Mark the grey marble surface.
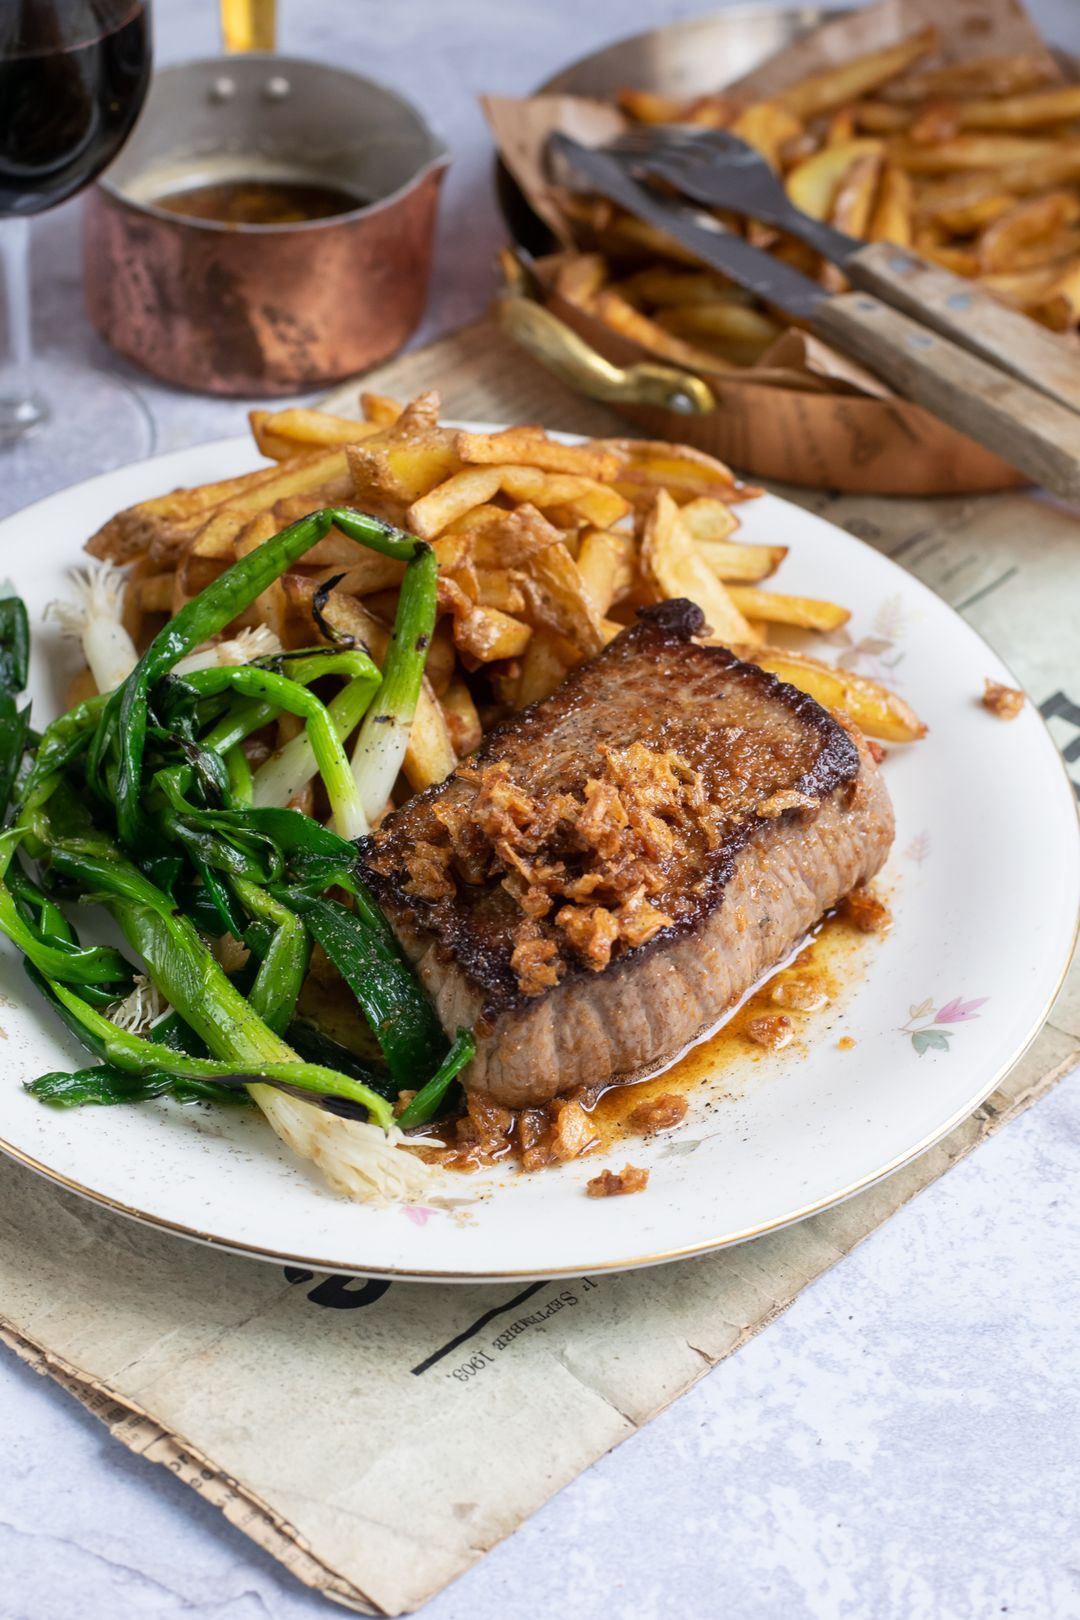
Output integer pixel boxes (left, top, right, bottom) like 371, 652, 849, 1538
1, 1, 1079, 1617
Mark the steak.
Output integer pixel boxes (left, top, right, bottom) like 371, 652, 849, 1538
360, 600, 894, 1108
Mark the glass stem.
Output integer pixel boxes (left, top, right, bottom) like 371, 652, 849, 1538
0, 216, 48, 444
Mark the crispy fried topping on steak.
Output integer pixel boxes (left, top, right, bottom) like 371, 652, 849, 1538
627, 1092, 689, 1133
839, 885, 892, 934
982, 678, 1025, 720
377, 742, 717, 994
369, 728, 829, 997
586, 1164, 650, 1197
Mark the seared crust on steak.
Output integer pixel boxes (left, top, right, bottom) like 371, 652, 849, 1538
360, 601, 894, 1108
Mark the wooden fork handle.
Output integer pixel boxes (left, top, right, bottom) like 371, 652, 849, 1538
845, 241, 1080, 416
813, 291, 1080, 503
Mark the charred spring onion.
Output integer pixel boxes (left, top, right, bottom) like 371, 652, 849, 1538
0, 507, 468, 1200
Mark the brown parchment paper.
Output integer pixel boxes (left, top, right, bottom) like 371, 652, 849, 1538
483, 0, 1066, 493
2, 318, 1078, 1616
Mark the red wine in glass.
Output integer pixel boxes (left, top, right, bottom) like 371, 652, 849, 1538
0, 0, 152, 457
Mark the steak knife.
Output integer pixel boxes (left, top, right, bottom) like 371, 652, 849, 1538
548, 132, 1080, 504
610, 125, 1080, 417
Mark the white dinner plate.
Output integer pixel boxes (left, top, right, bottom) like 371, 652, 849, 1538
0, 434, 1075, 1281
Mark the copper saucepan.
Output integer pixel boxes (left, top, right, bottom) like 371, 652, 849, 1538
84, 54, 448, 395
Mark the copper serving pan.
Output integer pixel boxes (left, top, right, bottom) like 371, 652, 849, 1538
494, 4, 1043, 495
85, 54, 448, 395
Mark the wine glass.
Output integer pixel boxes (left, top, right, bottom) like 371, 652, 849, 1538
0, 0, 153, 496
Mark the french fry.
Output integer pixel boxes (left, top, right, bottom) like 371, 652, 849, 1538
828, 149, 883, 245
780, 128, 824, 166
311, 552, 407, 597
906, 101, 962, 145
776, 27, 937, 120
786, 138, 883, 220
917, 149, 1080, 218
945, 85, 1080, 130
912, 229, 980, 276
452, 604, 533, 664
249, 412, 302, 461
251, 408, 382, 456
422, 619, 456, 697
441, 503, 514, 547
446, 561, 527, 616
346, 390, 461, 511
1033, 258, 1080, 329
576, 528, 636, 615
454, 427, 620, 481
724, 586, 851, 632
888, 133, 1064, 173
515, 537, 607, 657
593, 288, 736, 375
401, 676, 458, 790
467, 504, 565, 570
852, 100, 913, 133
601, 439, 755, 507
879, 53, 1054, 105
440, 676, 482, 757
348, 434, 461, 515
695, 538, 788, 582
187, 507, 250, 561
283, 570, 383, 649
653, 302, 784, 347
403, 467, 503, 538
360, 392, 404, 425
496, 467, 631, 530
932, 193, 1016, 234
976, 191, 1080, 272
554, 251, 609, 308
85, 461, 299, 564
131, 573, 174, 614
677, 497, 741, 545
616, 88, 693, 125
977, 260, 1077, 309
618, 91, 734, 128
743, 646, 927, 741
515, 627, 579, 707
613, 267, 751, 308
730, 101, 804, 170
867, 163, 914, 245
640, 490, 757, 646
223, 451, 353, 523
588, 210, 715, 267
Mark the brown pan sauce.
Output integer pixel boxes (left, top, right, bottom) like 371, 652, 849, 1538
415, 908, 877, 1174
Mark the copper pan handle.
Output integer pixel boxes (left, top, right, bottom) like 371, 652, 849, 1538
220, 0, 277, 52
495, 291, 715, 416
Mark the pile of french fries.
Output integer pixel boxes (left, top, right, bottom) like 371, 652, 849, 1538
548, 26, 1080, 373
84, 393, 924, 812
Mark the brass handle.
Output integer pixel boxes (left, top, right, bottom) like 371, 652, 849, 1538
220, 0, 277, 51
496, 293, 716, 416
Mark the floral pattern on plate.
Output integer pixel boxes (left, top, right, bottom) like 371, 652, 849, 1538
901, 995, 989, 1055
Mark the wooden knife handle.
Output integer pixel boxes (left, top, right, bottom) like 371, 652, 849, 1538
845, 241, 1080, 416
812, 292, 1080, 503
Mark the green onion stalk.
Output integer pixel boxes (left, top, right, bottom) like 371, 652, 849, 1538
0, 510, 474, 1202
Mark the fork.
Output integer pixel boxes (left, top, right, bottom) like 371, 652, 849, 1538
609, 126, 1080, 416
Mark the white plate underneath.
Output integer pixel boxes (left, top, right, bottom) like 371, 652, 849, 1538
0, 434, 1075, 1281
